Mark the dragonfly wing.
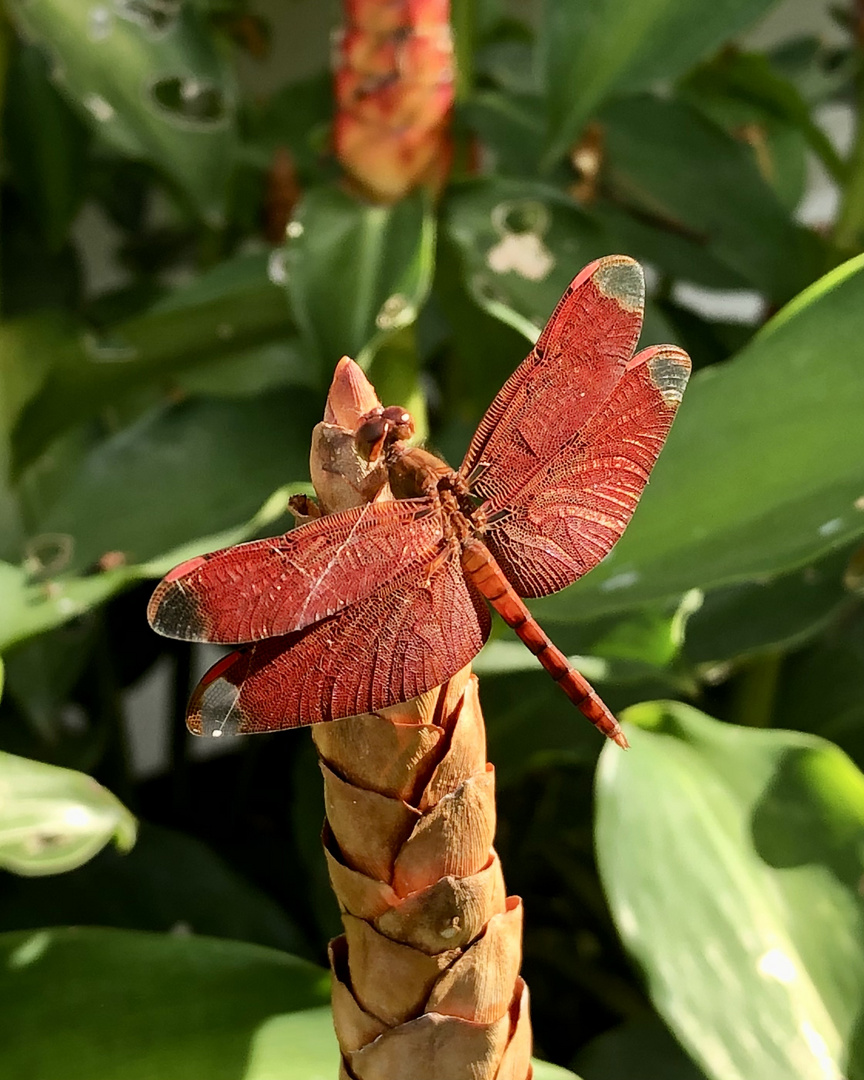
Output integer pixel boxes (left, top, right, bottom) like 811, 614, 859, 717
185, 551, 492, 734
148, 498, 444, 643
482, 345, 691, 597
459, 256, 644, 505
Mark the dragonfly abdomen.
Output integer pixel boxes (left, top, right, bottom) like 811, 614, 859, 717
461, 538, 628, 748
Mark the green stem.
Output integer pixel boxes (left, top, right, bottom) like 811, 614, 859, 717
450, 0, 474, 103
729, 652, 783, 730
0, 6, 12, 315
833, 78, 864, 255
832, 4, 864, 255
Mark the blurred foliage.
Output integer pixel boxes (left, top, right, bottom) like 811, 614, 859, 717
1, 0, 863, 1078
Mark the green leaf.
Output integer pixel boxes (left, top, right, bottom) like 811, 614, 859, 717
3, 617, 101, 741
0, 479, 302, 653
8, 0, 236, 222
0, 751, 136, 875
13, 252, 297, 471
463, 91, 547, 178
30, 390, 314, 572
0, 928, 330, 1080
0, 316, 68, 440
540, 0, 782, 164
4, 42, 91, 249
596, 702, 864, 1080
680, 50, 846, 184
284, 187, 436, 369
532, 254, 864, 622
598, 95, 820, 302
444, 177, 607, 338
684, 545, 854, 664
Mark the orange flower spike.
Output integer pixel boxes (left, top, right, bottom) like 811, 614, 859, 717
334, 0, 455, 202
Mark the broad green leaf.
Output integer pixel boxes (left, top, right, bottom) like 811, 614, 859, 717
684, 545, 854, 664
532, 254, 864, 622
0, 928, 330, 1080
0, 823, 308, 954
284, 187, 436, 369
0, 481, 301, 652
589, 203, 749, 292
444, 178, 678, 357
540, 0, 781, 164
8, 0, 236, 221
445, 178, 607, 339
29, 390, 314, 572
598, 95, 820, 302
679, 50, 844, 185
596, 702, 864, 1080
245, 72, 332, 173
13, 252, 297, 471
463, 91, 547, 179
5, 42, 91, 249
0, 316, 69, 440
0, 751, 136, 875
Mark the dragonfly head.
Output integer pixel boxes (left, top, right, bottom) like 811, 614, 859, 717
355, 405, 415, 461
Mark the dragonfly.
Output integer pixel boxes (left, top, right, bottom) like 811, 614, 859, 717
148, 256, 690, 748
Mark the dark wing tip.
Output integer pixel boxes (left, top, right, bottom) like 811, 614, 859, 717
592, 255, 644, 315
187, 652, 248, 737
644, 345, 692, 407
147, 579, 208, 642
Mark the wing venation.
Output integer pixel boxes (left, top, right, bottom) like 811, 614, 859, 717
148, 497, 444, 643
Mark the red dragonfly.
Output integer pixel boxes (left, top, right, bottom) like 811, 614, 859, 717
148, 256, 690, 748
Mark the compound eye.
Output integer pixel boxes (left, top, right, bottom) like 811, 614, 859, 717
354, 416, 387, 461
381, 405, 414, 442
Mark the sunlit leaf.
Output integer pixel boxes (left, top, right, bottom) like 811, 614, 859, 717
596, 702, 864, 1080
0, 928, 329, 1079
0, 752, 136, 875
284, 187, 436, 369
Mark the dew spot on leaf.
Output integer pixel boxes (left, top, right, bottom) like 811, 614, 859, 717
88, 6, 114, 42
115, 0, 181, 35
149, 75, 228, 127
83, 93, 115, 122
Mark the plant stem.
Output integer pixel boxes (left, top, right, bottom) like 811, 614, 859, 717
450, 0, 474, 102
729, 652, 782, 730
832, 2, 864, 256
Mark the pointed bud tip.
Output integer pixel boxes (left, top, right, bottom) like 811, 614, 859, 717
324, 356, 381, 428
